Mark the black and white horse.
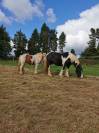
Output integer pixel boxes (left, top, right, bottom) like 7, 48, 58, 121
44, 52, 83, 78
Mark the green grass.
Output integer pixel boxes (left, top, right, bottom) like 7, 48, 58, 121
0, 59, 99, 76
0, 59, 34, 69
51, 64, 99, 76
0, 59, 17, 66
83, 64, 99, 76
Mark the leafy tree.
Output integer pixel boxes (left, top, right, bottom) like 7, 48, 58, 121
13, 29, 27, 57
0, 25, 11, 58
59, 32, 66, 53
40, 23, 50, 53
28, 28, 40, 54
49, 29, 58, 51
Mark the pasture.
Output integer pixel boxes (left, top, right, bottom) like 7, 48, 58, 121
0, 60, 99, 133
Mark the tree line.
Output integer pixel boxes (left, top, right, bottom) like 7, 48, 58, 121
0, 23, 99, 59
0, 23, 66, 59
81, 28, 99, 58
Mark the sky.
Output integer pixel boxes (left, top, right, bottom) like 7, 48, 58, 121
0, 0, 99, 54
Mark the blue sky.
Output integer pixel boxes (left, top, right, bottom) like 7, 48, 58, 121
0, 0, 99, 53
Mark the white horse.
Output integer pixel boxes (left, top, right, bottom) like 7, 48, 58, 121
18, 52, 46, 74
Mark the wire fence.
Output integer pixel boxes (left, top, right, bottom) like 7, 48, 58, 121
79, 56, 99, 65
80, 56, 99, 60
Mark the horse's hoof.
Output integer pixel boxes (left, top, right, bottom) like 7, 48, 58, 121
59, 74, 63, 77
34, 71, 38, 74
48, 74, 52, 77
59, 75, 63, 78
65, 75, 69, 78
34, 72, 37, 74
20, 73, 24, 75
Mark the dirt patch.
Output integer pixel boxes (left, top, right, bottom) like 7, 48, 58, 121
0, 66, 99, 133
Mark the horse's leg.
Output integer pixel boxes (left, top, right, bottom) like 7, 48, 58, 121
22, 65, 25, 74
20, 64, 24, 74
34, 63, 38, 74
48, 65, 52, 76
18, 57, 21, 73
59, 57, 67, 77
18, 62, 20, 73
59, 63, 68, 77
65, 68, 69, 77
59, 68, 64, 77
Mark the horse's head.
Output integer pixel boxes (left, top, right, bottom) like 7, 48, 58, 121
75, 64, 83, 78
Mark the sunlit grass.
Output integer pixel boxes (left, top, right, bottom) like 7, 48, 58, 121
0, 59, 99, 76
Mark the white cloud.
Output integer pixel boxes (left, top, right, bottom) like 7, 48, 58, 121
1, 0, 57, 24
46, 8, 56, 23
0, 9, 11, 24
56, 4, 99, 54
2, 0, 44, 22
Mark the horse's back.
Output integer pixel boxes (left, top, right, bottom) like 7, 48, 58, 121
47, 52, 62, 66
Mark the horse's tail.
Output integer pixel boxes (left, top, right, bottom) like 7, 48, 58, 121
43, 56, 48, 73
18, 56, 21, 72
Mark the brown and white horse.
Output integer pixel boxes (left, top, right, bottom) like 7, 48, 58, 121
18, 52, 46, 74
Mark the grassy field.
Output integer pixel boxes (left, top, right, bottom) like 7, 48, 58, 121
0, 59, 99, 76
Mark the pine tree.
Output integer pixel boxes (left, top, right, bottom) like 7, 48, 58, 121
0, 25, 11, 58
40, 23, 50, 53
13, 29, 27, 57
28, 28, 40, 54
59, 32, 66, 53
49, 29, 58, 51
81, 28, 97, 57
96, 28, 99, 55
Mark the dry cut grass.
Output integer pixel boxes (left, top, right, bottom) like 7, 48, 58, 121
0, 66, 99, 133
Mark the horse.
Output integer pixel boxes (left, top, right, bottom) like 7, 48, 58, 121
18, 52, 46, 74
44, 52, 83, 78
